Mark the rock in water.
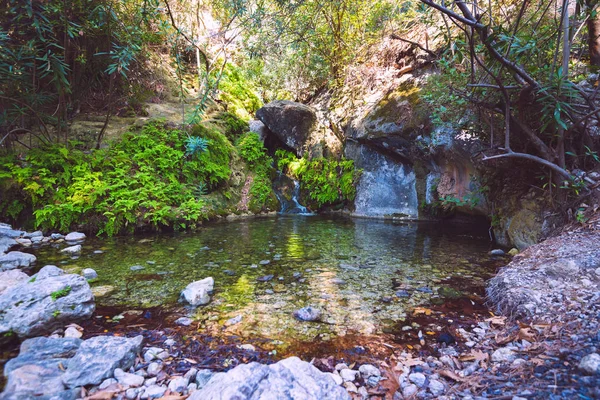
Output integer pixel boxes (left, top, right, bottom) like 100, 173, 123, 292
82, 268, 98, 280
293, 306, 322, 322
62, 335, 144, 387
60, 245, 82, 254
255, 100, 318, 154
181, 277, 214, 306
257, 274, 274, 282
0, 237, 17, 254
65, 232, 86, 242
0, 251, 36, 271
0, 265, 95, 338
188, 357, 350, 400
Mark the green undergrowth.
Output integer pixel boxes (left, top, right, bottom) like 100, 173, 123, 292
275, 150, 361, 209
236, 132, 278, 212
0, 121, 237, 235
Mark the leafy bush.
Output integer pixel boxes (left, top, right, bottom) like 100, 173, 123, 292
213, 111, 249, 141
0, 121, 222, 235
275, 150, 360, 208
217, 63, 263, 121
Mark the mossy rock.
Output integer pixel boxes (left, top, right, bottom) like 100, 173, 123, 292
438, 286, 463, 299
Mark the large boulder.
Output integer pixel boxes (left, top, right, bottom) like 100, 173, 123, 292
181, 277, 214, 306
0, 224, 24, 239
256, 100, 318, 155
0, 270, 29, 295
188, 357, 350, 400
0, 251, 36, 271
0, 237, 17, 254
0, 265, 95, 338
62, 335, 144, 387
2, 335, 143, 399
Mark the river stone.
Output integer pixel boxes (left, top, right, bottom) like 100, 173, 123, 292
408, 372, 427, 388
181, 277, 214, 306
0, 266, 95, 338
144, 385, 167, 399
114, 368, 145, 387
395, 290, 410, 298
82, 268, 98, 280
0, 226, 24, 239
358, 364, 381, 379
428, 379, 445, 396
62, 335, 144, 387
0, 251, 36, 271
293, 306, 322, 322
147, 362, 162, 376
168, 376, 190, 393
65, 232, 86, 242
579, 353, 600, 375
15, 238, 32, 246
491, 347, 517, 363
31, 236, 44, 244
175, 317, 193, 326
61, 245, 82, 254
0, 269, 29, 295
257, 274, 274, 282
255, 100, 318, 154
339, 369, 359, 382
0, 237, 17, 254
188, 357, 350, 400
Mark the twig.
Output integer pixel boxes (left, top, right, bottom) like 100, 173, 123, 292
390, 33, 438, 57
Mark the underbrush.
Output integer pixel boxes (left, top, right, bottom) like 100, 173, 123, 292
0, 121, 233, 235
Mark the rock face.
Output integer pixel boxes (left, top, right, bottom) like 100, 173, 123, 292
256, 100, 318, 155
181, 277, 214, 306
0, 269, 29, 295
188, 357, 350, 400
2, 335, 143, 398
0, 237, 17, 254
0, 265, 95, 338
0, 251, 36, 271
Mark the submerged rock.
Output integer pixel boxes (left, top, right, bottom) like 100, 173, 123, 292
61, 244, 82, 254
187, 357, 350, 400
293, 306, 322, 322
180, 277, 214, 306
257, 274, 274, 282
82, 268, 98, 280
0, 265, 95, 338
0, 251, 36, 271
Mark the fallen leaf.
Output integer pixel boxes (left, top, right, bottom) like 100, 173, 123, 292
413, 307, 432, 316
459, 350, 488, 362
518, 327, 536, 342
438, 369, 466, 382
485, 316, 507, 326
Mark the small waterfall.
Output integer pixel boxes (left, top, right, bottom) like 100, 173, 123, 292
273, 172, 312, 215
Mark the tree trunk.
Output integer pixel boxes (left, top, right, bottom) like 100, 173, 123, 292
587, 0, 600, 67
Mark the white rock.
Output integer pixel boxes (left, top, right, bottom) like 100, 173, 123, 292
339, 368, 359, 382
181, 277, 214, 306
579, 353, 600, 375
403, 384, 418, 397
114, 368, 145, 387
335, 363, 349, 371
326, 372, 343, 386
343, 381, 358, 393
408, 372, 427, 388
61, 245, 82, 254
184, 367, 198, 382
144, 377, 157, 387
358, 364, 380, 378
15, 238, 32, 246
65, 232, 86, 242
188, 383, 198, 393
64, 326, 83, 338
428, 379, 445, 396
126, 388, 140, 399
492, 347, 517, 363
147, 362, 162, 376
99, 378, 117, 389
357, 386, 369, 399
82, 268, 98, 280
144, 347, 169, 362
143, 384, 167, 399
168, 376, 189, 393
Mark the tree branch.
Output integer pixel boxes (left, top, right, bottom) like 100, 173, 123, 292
481, 151, 572, 179
390, 33, 438, 58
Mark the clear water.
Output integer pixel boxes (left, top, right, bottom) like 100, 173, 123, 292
32, 215, 496, 344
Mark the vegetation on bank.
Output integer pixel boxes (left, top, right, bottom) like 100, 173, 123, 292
275, 150, 360, 209
0, 119, 280, 235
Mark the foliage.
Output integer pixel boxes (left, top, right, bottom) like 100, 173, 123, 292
216, 63, 263, 121
185, 136, 210, 157
50, 286, 72, 301
275, 150, 360, 208
212, 111, 249, 141
0, 121, 219, 234
236, 132, 277, 211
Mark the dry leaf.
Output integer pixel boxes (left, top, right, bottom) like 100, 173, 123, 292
459, 350, 489, 362
485, 316, 507, 326
438, 369, 466, 382
518, 327, 536, 342
413, 307, 432, 316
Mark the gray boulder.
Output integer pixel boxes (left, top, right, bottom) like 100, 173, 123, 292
82, 268, 98, 280
181, 277, 214, 306
256, 100, 317, 155
0, 270, 29, 295
0, 225, 24, 239
62, 335, 144, 387
64, 232, 86, 242
61, 245, 82, 255
0, 237, 17, 254
0, 265, 95, 338
0, 251, 36, 271
188, 357, 350, 400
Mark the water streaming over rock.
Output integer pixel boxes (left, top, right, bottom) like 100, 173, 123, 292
273, 172, 311, 214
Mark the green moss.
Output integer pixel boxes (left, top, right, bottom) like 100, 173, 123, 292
236, 132, 277, 212
50, 286, 71, 301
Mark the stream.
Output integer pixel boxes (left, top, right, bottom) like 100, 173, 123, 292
30, 215, 502, 357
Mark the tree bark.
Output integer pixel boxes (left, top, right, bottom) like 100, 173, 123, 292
587, 0, 600, 67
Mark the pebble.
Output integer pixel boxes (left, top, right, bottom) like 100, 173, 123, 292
114, 368, 145, 387
238, 344, 256, 351
184, 368, 198, 382
64, 326, 83, 338
257, 274, 274, 282
395, 290, 410, 298
293, 306, 322, 322
167, 376, 189, 393
195, 370, 214, 388
490, 249, 505, 256
144, 347, 169, 362
126, 388, 140, 399
143, 385, 166, 399
130, 265, 145, 271
326, 372, 343, 386
358, 364, 380, 378
335, 363, 349, 371
339, 368, 359, 382
492, 347, 517, 363
259, 260, 270, 265
147, 362, 162, 376
343, 381, 358, 393
357, 386, 369, 399
64, 232, 86, 242
164, 339, 176, 346
225, 315, 243, 326
82, 268, 98, 280
429, 379, 445, 396
99, 378, 117, 389
578, 353, 600, 375
60, 244, 82, 254
409, 372, 427, 388
175, 317, 193, 326
402, 384, 418, 397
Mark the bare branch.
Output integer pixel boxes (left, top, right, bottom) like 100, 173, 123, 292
481, 151, 572, 179
390, 33, 438, 57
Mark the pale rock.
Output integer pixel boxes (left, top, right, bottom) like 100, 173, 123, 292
195, 369, 214, 389
143, 384, 167, 399
99, 378, 118, 389
0, 251, 36, 271
491, 347, 517, 363
180, 277, 214, 306
343, 381, 358, 393
168, 376, 189, 393
326, 372, 343, 386
65, 232, 86, 242
82, 268, 98, 280
579, 353, 600, 375
143, 347, 169, 362
408, 372, 427, 388
428, 379, 445, 396
60, 245, 82, 254
402, 384, 418, 397
64, 326, 83, 338
115, 368, 145, 387
359, 364, 380, 378
147, 362, 162, 376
